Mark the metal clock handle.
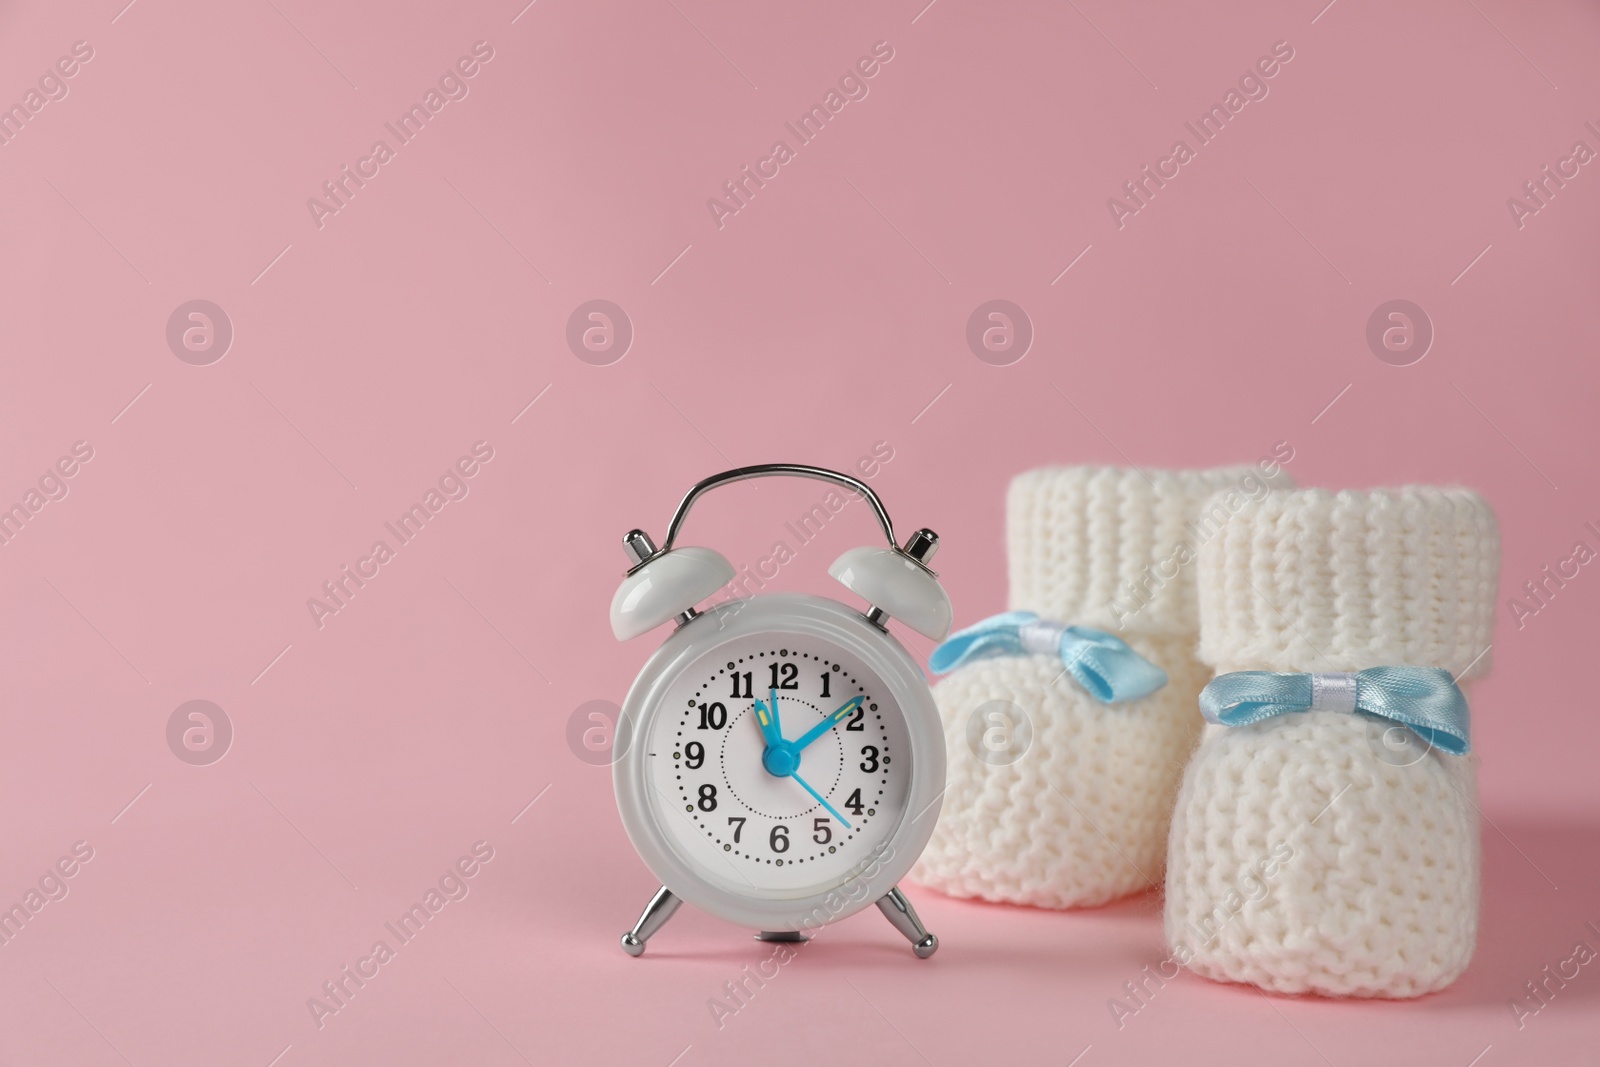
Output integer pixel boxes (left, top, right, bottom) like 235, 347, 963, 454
616, 464, 897, 573
662, 464, 898, 553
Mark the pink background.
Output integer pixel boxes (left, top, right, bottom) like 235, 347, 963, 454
2, 0, 1598, 1063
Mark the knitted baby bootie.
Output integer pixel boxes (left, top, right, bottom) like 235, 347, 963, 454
912, 463, 1292, 908
1164, 487, 1498, 997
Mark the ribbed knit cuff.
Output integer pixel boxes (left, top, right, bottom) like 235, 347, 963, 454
1197, 487, 1499, 678
1006, 462, 1294, 636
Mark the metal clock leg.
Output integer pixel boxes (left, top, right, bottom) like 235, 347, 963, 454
620, 886, 681, 957
876, 885, 938, 958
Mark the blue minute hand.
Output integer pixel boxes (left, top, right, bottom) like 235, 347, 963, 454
791, 771, 852, 829
791, 696, 865, 753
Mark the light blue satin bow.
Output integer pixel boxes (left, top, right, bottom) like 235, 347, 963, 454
1199, 666, 1471, 755
929, 611, 1168, 704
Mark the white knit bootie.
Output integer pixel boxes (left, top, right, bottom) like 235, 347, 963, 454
1164, 487, 1498, 997
912, 463, 1292, 909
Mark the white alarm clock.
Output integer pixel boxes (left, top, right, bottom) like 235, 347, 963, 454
609, 464, 951, 957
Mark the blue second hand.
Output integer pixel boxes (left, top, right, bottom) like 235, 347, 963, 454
791, 771, 852, 829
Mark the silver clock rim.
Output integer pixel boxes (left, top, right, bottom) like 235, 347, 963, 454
613, 593, 945, 932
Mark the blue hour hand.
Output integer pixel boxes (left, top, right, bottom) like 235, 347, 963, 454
791, 696, 865, 753
791, 771, 852, 830
758, 697, 790, 748
766, 688, 784, 742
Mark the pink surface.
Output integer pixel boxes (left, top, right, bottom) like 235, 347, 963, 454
2, 0, 1597, 1063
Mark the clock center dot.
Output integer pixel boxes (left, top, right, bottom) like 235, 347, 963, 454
762, 744, 800, 777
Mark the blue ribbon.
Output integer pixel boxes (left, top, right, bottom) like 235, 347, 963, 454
928, 611, 1168, 704
1199, 666, 1471, 755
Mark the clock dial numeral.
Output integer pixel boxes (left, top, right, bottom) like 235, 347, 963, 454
684, 741, 705, 769
812, 817, 832, 845
730, 672, 752, 699
697, 701, 727, 730
769, 825, 790, 853
767, 662, 799, 690
698, 783, 718, 811
727, 816, 745, 843
860, 746, 880, 773
845, 705, 865, 731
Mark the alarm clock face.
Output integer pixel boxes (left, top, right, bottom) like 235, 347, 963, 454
645, 630, 912, 894
615, 594, 944, 930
